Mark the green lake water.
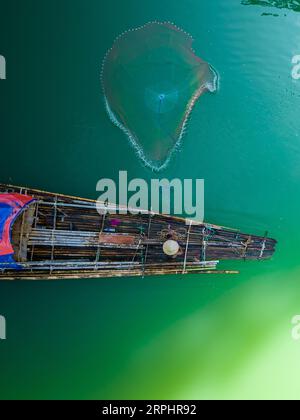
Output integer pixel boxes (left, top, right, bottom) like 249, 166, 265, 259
0, 0, 300, 399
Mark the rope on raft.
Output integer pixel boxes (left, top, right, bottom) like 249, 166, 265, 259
182, 220, 192, 274
94, 205, 107, 270
143, 212, 153, 277
50, 196, 58, 273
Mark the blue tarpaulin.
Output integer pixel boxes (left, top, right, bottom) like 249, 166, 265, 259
0, 194, 35, 270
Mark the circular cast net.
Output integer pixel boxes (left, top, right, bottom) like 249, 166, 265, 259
102, 22, 218, 171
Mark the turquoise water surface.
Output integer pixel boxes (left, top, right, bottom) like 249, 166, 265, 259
0, 0, 300, 399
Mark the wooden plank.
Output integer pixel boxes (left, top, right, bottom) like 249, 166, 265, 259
98, 233, 136, 245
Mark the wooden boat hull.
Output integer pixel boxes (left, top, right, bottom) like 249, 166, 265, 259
0, 184, 277, 280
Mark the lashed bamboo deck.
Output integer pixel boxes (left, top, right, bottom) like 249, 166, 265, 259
0, 183, 277, 280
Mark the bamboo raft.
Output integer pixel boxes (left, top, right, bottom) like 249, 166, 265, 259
0, 184, 277, 280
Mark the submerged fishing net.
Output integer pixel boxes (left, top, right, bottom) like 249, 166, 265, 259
102, 22, 218, 171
